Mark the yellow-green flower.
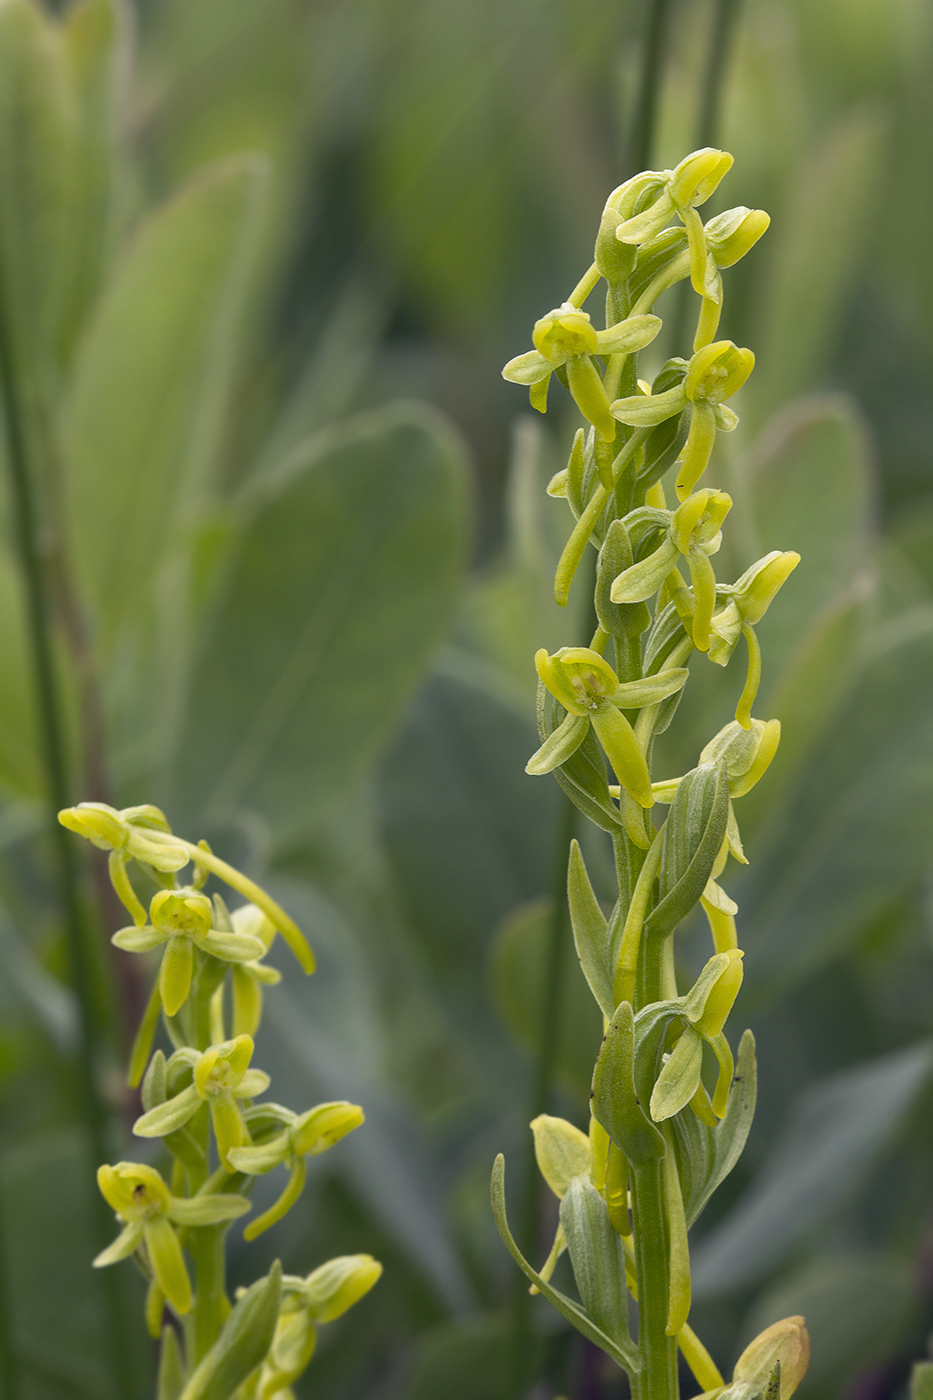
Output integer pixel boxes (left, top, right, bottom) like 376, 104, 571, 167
228, 904, 282, 1037
227, 1100, 365, 1240
247, 1257, 382, 1399
529, 646, 691, 807
502, 305, 660, 437
113, 889, 266, 1018
94, 1162, 250, 1314
708, 551, 800, 725
609, 490, 733, 651
133, 1034, 270, 1169
611, 341, 754, 501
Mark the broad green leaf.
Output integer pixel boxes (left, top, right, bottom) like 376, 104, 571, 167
381, 670, 559, 986
63, 156, 268, 647
0, 1129, 150, 1398
405, 1315, 532, 1400
913, 1364, 933, 1400
591, 1000, 665, 1166
645, 761, 729, 941
746, 1253, 916, 1398
180, 1261, 281, 1400
560, 1176, 629, 1344
692, 1042, 933, 1296
0, 0, 73, 372
741, 612, 933, 996
567, 839, 613, 1017
58, 0, 126, 359
172, 405, 468, 841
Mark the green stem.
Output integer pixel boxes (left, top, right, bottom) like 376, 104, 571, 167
508, 794, 577, 1399
630, 1161, 678, 1400
696, 0, 743, 149
0, 190, 132, 1400
628, 0, 675, 173
187, 1225, 228, 1366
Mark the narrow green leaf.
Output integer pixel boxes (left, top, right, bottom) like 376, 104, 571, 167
490, 1156, 638, 1374
591, 1001, 665, 1166
158, 1326, 185, 1400
595, 520, 651, 643
179, 1260, 282, 1400
560, 1177, 629, 1344
567, 840, 613, 1017
645, 761, 729, 941
675, 1028, 757, 1228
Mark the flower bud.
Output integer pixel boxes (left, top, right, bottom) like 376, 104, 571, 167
731, 551, 800, 624
302, 1256, 383, 1323
706, 206, 771, 268
700, 718, 781, 798
693, 949, 744, 1039
685, 341, 755, 405
733, 1317, 810, 1400
59, 802, 127, 850
531, 1114, 592, 1198
292, 1101, 365, 1157
670, 148, 734, 208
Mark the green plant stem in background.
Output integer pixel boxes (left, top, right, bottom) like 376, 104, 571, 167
508, 794, 577, 1398
696, 0, 743, 148
627, 0, 674, 174
0, 251, 132, 1400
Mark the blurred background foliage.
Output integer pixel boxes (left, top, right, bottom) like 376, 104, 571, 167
0, 0, 932, 1397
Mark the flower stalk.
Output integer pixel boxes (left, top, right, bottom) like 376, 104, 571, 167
492, 150, 810, 1400
60, 801, 381, 1396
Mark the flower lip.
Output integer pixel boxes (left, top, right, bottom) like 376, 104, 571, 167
532, 304, 599, 361
150, 888, 213, 938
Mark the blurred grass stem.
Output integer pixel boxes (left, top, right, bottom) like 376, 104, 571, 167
0, 269, 133, 1398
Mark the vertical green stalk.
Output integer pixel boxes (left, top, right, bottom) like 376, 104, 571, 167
696, 0, 743, 149
630, 1161, 678, 1400
0, 241, 133, 1398
507, 792, 577, 1399
187, 1225, 228, 1365
628, 0, 674, 174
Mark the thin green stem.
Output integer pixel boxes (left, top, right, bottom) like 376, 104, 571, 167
630, 1161, 678, 1400
187, 1225, 228, 1366
0, 204, 133, 1400
508, 793, 577, 1399
696, 0, 743, 149
628, 0, 675, 174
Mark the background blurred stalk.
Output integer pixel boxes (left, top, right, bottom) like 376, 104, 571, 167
0, 227, 133, 1400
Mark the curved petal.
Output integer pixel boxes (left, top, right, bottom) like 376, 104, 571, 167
93, 1221, 144, 1267
143, 1217, 191, 1315
501, 349, 553, 385
133, 1083, 200, 1138
200, 930, 266, 963
112, 925, 165, 953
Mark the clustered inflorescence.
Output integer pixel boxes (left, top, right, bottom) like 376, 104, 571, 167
60, 801, 380, 1400
493, 150, 810, 1400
